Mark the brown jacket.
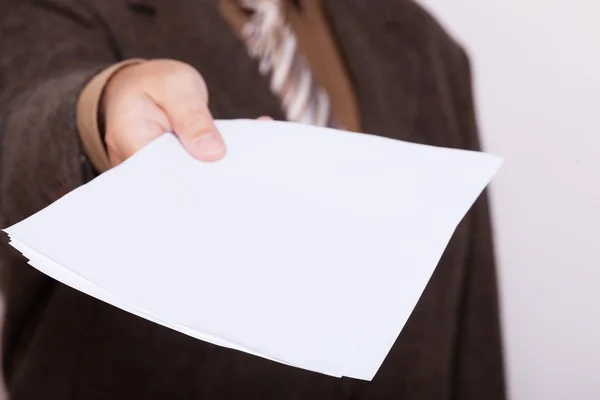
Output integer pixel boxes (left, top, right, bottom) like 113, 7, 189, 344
0, 1, 506, 399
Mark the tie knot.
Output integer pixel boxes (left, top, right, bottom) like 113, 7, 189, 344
241, 0, 287, 63
239, 0, 283, 21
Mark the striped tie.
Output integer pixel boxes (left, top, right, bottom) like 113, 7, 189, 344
240, 0, 339, 128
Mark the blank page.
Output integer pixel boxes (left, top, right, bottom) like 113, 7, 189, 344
5, 119, 502, 380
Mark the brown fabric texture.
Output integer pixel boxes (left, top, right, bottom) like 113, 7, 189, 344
0, 1, 506, 399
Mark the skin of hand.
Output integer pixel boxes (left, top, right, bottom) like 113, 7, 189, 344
102, 59, 271, 166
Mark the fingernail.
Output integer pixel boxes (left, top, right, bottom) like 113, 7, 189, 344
197, 131, 218, 143
191, 131, 225, 159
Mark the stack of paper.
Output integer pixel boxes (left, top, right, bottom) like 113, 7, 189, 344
4, 119, 501, 380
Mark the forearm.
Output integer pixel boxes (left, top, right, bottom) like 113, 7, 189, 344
0, 67, 111, 224
0, 1, 120, 379
0, 0, 121, 222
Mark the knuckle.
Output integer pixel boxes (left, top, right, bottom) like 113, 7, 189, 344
159, 62, 208, 100
163, 61, 200, 83
178, 109, 210, 133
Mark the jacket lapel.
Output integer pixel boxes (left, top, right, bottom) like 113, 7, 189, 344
194, 0, 287, 121
322, 0, 422, 142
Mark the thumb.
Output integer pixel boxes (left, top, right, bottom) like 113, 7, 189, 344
169, 105, 226, 162
159, 76, 226, 161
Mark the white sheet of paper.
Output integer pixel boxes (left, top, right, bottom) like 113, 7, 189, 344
9, 239, 292, 369
4, 119, 502, 380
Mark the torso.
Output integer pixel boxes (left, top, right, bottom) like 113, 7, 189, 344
3, 1, 475, 399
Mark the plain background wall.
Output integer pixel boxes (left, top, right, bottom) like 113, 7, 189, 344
419, 1, 600, 399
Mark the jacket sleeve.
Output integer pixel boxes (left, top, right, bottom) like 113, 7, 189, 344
445, 43, 507, 400
0, 0, 121, 220
0, 0, 118, 380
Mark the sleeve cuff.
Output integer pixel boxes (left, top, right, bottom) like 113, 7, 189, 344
76, 59, 145, 173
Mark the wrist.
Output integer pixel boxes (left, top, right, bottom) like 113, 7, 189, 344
77, 59, 145, 172
99, 60, 145, 144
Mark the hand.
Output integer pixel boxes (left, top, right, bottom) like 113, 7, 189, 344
101, 59, 226, 166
